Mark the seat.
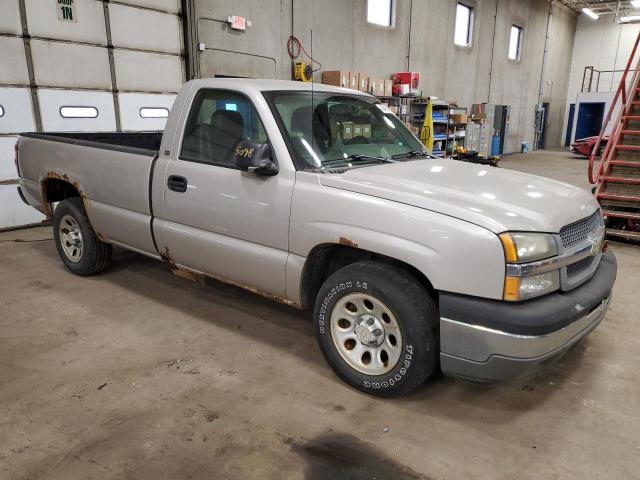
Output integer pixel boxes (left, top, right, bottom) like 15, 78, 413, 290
291, 106, 313, 138
290, 105, 331, 157
209, 110, 245, 163
181, 109, 244, 164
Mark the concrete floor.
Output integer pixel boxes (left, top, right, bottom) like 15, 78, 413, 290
1, 149, 639, 480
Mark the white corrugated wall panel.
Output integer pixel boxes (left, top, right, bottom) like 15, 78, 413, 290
0, 88, 35, 134
113, 0, 180, 14
25, 0, 107, 45
118, 93, 175, 131
109, 4, 181, 54
0, 136, 18, 181
0, 185, 45, 228
30, 40, 112, 90
114, 50, 183, 92
0, 37, 29, 85
0, 0, 22, 35
38, 89, 116, 132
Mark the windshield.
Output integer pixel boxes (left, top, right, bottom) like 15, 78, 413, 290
264, 91, 428, 170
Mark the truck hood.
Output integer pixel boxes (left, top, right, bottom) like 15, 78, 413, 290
318, 160, 599, 233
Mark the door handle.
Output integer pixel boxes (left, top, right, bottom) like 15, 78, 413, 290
167, 175, 188, 193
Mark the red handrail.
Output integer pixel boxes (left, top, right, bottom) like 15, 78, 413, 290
588, 31, 640, 184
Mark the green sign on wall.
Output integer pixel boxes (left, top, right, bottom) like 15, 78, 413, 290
57, 0, 77, 23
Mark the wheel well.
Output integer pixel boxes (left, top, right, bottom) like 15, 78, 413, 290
42, 178, 81, 214
299, 244, 436, 309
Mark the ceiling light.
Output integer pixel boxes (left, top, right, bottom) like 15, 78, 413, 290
621, 15, 640, 22
632, 1, 640, 8
582, 8, 599, 20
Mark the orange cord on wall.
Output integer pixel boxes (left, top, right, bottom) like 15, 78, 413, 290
287, 35, 322, 72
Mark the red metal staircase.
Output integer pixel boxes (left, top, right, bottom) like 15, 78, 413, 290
589, 32, 640, 242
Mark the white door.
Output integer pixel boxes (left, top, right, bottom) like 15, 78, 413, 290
0, 0, 185, 229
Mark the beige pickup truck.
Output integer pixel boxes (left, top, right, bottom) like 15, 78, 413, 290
16, 79, 616, 396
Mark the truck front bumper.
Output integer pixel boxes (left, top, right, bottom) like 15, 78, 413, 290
439, 250, 617, 384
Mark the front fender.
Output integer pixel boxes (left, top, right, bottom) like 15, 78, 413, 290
288, 174, 506, 302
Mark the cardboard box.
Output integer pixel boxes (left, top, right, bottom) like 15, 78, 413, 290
450, 113, 468, 124
360, 124, 372, 138
341, 121, 354, 140
368, 78, 379, 95
353, 124, 363, 137
358, 74, 369, 92
384, 80, 393, 97
322, 70, 349, 88
370, 78, 385, 97
348, 72, 359, 90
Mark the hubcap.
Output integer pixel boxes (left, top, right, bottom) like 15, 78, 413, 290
330, 292, 403, 376
59, 214, 83, 263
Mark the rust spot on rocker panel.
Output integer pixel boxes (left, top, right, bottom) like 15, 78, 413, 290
339, 236, 358, 247
159, 246, 299, 307
161, 246, 205, 286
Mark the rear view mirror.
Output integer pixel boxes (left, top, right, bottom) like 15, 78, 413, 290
233, 140, 278, 175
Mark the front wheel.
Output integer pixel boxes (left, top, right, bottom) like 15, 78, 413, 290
53, 197, 112, 276
313, 261, 438, 397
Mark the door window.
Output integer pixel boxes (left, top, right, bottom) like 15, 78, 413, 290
180, 90, 268, 167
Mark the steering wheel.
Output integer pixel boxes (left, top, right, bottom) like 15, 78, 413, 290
345, 136, 370, 145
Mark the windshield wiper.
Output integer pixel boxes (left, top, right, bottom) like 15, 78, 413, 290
321, 154, 395, 168
391, 150, 431, 160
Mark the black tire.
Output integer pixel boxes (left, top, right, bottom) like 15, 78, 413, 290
53, 197, 112, 276
313, 261, 438, 397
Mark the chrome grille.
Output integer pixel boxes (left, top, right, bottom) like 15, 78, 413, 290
567, 255, 596, 279
559, 210, 604, 249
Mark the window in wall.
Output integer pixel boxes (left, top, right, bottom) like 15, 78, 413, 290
454, 3, 473, 47
140, 107, 169, 118
180, 89, 268, 167
367, 0, 394, 27
508, 25, 523, 60
60, 106, 98, 118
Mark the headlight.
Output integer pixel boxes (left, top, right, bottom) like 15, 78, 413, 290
499, 232, 557, 263
499, 232, 560, 301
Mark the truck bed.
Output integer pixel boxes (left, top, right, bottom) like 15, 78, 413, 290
20, 131, 163, 155
17, 130, 163, 258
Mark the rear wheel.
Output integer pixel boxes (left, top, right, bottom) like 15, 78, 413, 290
53, 197, 112, 275
313, 261, 438, 397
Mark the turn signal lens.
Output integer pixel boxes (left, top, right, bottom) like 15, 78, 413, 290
503, 276, 520, 301
499, 233, 518, 262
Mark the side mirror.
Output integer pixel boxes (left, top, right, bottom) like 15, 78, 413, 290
233, 140, 278, 175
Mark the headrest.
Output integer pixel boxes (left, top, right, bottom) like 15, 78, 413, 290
290, 106, 313, 134
211, 110, 244, 133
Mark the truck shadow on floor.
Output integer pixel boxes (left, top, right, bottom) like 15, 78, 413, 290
289, 432, 431, 480
31, 242, 600, 418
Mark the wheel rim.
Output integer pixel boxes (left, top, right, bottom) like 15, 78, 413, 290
58, 214, 83, 263
330, 292, 403, 376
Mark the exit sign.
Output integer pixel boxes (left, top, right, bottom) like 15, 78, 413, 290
57, 0, 77, 22
227, 15, 246, 31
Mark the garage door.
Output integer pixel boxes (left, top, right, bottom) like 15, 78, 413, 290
0, 0, 185, 229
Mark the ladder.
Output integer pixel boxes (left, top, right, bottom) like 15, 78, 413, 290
589, 31, 640, 242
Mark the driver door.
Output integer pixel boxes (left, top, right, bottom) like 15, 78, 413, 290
154, 89, 294, 297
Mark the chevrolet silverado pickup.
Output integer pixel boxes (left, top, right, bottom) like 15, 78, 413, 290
16, 79, 617, 397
